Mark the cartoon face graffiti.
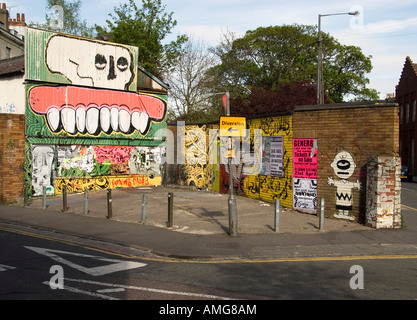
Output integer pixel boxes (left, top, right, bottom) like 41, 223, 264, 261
46, 35, 136, 91
328, 151, 361, 221
330, 151, 356, 180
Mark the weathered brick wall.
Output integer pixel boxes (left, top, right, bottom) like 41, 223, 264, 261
0, 114, 26, 204
293, 103, 399, 223
366, 156, 402, 229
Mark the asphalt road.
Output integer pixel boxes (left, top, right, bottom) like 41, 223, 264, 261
0, 181, 416, 304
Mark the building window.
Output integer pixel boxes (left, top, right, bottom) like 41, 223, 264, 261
406, 102, 410, 123
413, 100, 416, 123
6, 47, 11, 59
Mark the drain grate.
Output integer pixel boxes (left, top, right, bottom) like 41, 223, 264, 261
207, 243, 238, 249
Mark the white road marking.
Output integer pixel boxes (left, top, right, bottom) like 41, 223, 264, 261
25, 246, 147, 276
0, 264, 16, 272
42, 281, 119, 300
65, 278, 237, 300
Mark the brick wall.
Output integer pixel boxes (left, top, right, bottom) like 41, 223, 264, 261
0, 114, 26, 204
293, 102, 400, 223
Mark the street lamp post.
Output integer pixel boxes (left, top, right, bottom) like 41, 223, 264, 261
317, 11, 360, 105
204, 91, 237, 237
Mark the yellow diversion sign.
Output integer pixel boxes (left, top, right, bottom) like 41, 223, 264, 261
220, 117, 247, 137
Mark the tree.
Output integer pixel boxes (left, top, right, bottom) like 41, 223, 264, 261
209, 25, 379, 105
231, 81, 322, 117
96, 0, 187, 77
30, 0, 94, 37
166, 37, 221, 123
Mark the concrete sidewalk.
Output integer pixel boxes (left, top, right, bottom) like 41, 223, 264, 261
1, 186, 416, 260
22, 185, 370, 235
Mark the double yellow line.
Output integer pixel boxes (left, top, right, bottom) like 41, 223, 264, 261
1, 224, 417, 264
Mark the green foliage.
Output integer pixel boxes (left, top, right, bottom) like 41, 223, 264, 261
96, 0, 187, 77
210, 24, 379, 103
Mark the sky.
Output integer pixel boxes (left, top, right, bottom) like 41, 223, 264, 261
6, 0, 417, 99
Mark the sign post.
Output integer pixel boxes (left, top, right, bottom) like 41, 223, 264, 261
219, 97, 247, 237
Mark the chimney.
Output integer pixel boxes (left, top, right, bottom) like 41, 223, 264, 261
0, 2, 9, 31
22, 14, 25, 22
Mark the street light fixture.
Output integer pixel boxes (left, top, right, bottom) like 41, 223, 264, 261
204, 91, 237, 237
317, 11, 360, 105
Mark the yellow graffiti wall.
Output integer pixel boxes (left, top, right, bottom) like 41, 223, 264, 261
242, 115, 293, 208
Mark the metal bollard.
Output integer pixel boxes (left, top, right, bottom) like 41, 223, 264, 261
62, 185, 68, 212
319, 198, 325, 231
24, 184, 28, 207
168, 193, 174, 228
141, 194, 148, 223
84, 189, 89, 215
274, 199, 280, 232
42, 186, 47, 209
107, 189, 112, 219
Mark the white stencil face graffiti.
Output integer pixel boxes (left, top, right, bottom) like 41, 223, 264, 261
32, 146, 55, 196
327, 151, 361, 221
46, 35, 135, 91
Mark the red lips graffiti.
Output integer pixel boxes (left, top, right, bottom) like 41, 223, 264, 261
29, 86, 167, 136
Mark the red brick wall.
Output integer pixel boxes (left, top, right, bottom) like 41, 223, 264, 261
293, 103, 399, 223
0, 114, 26, 204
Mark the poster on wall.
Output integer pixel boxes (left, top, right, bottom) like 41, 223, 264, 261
293, 139, 318, 214
261, 136, 284, 177
270, 136, 284, 177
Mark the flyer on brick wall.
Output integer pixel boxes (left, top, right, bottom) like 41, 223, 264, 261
293, 139, 317, 179
293, 139, 318, 214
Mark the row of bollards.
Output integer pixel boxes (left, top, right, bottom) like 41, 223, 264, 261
274, 198, 325, 232
35, 186, 325, 233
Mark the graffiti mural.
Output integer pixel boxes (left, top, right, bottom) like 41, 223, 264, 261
27, 85, 167, 137
32, 146, 55, 196
26, 28, 138, 92
328, 151, 361, 221
46, 35, 136, 91
24, 28, 166, 196
179, 125, 217, 190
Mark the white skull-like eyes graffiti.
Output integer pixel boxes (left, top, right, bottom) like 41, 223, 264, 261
46, 35, 135, 91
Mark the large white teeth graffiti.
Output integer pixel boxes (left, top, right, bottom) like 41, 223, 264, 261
46, 105, 152, 135
29, 86, 167, 136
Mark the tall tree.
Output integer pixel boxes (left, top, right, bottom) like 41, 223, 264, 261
96, 0, 187, 77
209, 24, 379, 105
166, 37, 220, 123
30, 0, 94, 37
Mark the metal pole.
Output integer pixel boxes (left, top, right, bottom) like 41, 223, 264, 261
226, 92, 238, 237
274, 199, 280, 232
42, 186, 46, 209
319, 198, 325, 230
24, 184, 28, 207
317, 14, 323, 105
62, 185, 67, 212
84, 189, 88, 215
141, 194, 148, 223
107, 189, 112, 219
168, 193, 174, 228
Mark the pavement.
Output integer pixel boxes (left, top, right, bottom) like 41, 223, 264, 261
1, 185, 416, 261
